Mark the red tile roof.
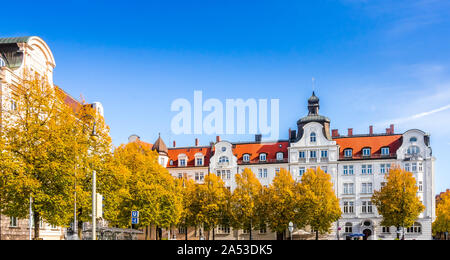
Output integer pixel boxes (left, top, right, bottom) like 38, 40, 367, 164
334, 134, 403, 159
167, 147, 211, 168
233, 141, 289, 163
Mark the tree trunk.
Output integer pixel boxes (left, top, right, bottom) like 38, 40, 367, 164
33, 211, 40, 240
213, 228, 215, 240
78, 220, 83, 239
316, 230, 319, 240
185, 224, 188, 240
396, 226, 400, 240
249, 222, 253, 241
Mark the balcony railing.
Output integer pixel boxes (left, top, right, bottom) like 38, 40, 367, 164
238, 158, 288, 165
339, 153, 396, 160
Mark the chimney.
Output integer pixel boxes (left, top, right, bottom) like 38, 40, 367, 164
390, 124, 395, 134
369, 125, 373, 135
173, 140, 176, 148
255, 134, 262, 143
348, 128, 353, 137
195, 138, 199, 147
216, 136, 221, 142
332, 129, 339, 138
386, 128, 391, 135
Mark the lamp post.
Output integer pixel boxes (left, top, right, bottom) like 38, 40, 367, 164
288, 222, 294, 241
79, 115, 98, 240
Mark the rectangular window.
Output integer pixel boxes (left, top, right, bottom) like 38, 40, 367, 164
321, 150, 328, 158
382, 227, 390, 233
367, 165, 372, 174
263, 169, 267, 178
258, 169, 263, 178
275, 168, 280, 174
179, 159, 186, 167
362, 201, 373, 213
405, 163, 411, 172
349, 165, 354, 175
310, 151, 317, 158
299, 167, 305, 177
344, 201, 354, 213
199, 173, 204, 181
362, 165, 367, 174
10, 216, 18, 227
227, 170, 231, 180
381, 164, 386, 174
259, 225, 267, 234
412, 163, 417, 172
195, 172, 199, 181
419, 163, 423, 172
344, 149, 352, 157
362, 148, 371, 156
343, 183, 354, 194
381, 147, 390, 155
418, 181, 423, 192
196, 158, 203, 166
343, 166, 348, 175
218, 225, 230, 234
299, 151, 306, 158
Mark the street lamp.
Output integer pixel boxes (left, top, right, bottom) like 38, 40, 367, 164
78, 114, 98, 240
288, 222, 294, 241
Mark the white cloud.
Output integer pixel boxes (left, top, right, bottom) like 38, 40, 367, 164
390, 104, 450, 125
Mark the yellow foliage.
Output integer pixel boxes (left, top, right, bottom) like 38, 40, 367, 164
372, 166, 425, 230
433, 190, 450, 234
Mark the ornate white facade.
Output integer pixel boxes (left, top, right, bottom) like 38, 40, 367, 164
136, 92, 435, 240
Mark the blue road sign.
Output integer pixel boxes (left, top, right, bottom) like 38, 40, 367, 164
131, 217, 139, 224
131, 211, 139, 218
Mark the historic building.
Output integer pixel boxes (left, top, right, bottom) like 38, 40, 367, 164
132, 92, 435, 240
0, 36, 104, 240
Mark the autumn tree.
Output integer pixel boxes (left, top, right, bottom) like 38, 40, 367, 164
0, 73, 83, 238
101, 141, 183, 239
296, 168, 341, 240
433, 190, 450, 239
372, 167, 425, 239
265, 168, 297, 240
230, 168, 262, 240
196, 173, 229, 240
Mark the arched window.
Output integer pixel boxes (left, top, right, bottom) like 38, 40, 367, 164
243, 154, 250, 162
344, 223, 353, 233
310, 132, 317, 143
219, 156, 229, 163
259, 153, 267, 162
344, 149, 353, 158
276, 152, 284, 161
169, 160, 174, 166
407, 146, 420, 155
410, 137, 418, 143
0, 57, 5, 67
362, 148, 371, 157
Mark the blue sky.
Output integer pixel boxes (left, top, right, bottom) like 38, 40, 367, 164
2, 0, 450, 193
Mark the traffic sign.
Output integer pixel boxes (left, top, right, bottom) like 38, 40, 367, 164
131, 217, 139, 224
131, 211, 139, 218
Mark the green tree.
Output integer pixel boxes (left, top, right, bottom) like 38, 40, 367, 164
372, 167, 425, 239
296, 168, 341, 240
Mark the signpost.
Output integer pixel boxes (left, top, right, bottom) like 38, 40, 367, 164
131, 211, 139, 225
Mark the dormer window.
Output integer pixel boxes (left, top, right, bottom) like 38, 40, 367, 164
243, 154, 250, 162
169, 160, 174, 166
276, 152, 283, 161
259, 153, 267, 162
310, 132, 317, 143
381, 147, 390, 156
196, 158, 203, 166
344, 149, 353, 158
362, 148, 371, 157
179, 159, 186, 167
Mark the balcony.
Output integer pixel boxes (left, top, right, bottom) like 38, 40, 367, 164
339, 153, 396, 161
238, 158, 288, 165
